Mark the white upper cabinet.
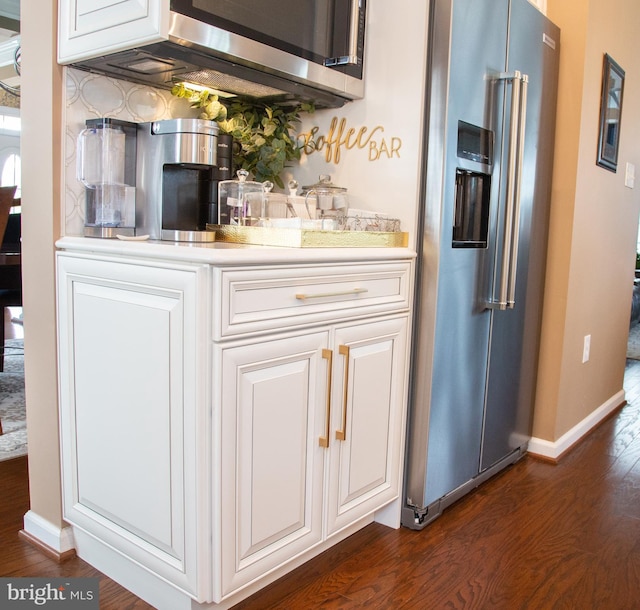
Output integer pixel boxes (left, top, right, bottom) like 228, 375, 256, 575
58, 0, 169, 62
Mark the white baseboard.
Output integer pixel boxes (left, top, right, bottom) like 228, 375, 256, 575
528, 389, 625, 461
23, 510, 76, 555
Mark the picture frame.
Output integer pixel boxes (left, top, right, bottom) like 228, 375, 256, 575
597, 53, 625, 172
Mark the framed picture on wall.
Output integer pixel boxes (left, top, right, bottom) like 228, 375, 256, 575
597, 53, 625, 172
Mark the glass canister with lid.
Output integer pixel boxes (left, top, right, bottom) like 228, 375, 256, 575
300, 174, 349, 223
217, 169, 268, 225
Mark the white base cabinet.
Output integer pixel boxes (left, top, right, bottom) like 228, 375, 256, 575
56, 252, 210, 599
56, 245, 413, 609
218, 317, 407, 597
327, 317, 408, 535
218, 331, 328, 596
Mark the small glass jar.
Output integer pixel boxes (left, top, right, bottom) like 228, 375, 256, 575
301, 175, 349, 220
218, 169, 267, 225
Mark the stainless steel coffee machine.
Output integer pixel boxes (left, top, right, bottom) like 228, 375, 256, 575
136, 118, 218, 242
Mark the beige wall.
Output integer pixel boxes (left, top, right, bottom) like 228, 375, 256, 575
534, 0, 640, 442
21, 2, 64, 527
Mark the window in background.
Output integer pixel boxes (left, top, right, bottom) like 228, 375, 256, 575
0, 113, 20, 132
2, 152, 20, 197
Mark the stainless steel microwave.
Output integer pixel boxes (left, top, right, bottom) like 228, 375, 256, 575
70, 0, 367, 109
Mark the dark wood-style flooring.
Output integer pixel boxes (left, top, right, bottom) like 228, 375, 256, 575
2, 359, 640, 608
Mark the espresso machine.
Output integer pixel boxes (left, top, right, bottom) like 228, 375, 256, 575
136, 118, 219, 241
77, 118, 137, 238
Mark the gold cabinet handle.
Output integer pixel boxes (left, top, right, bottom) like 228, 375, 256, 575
295, 287, 368, 300
319, 349, 333, 448
336, 345, 350, 441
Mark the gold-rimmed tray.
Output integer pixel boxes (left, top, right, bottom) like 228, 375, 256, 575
207, 224, 409, 248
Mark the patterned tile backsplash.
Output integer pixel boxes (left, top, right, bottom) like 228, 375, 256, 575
64, 67, 199, 236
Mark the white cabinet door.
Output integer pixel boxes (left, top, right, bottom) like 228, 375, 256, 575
57, 253, 208, 598
326, 316, 409, 535
218, 331, 329, 598
58, 0, 168, 63
218, 316, 409, 596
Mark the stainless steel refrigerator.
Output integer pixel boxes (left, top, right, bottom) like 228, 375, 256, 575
402, 0, 560, 529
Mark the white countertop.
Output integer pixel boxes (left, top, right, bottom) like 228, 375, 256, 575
56, 236, 416, 266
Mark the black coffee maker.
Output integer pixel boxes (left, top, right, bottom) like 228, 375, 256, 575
135, 119, 219, 241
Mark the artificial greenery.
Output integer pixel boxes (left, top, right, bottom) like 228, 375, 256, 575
171, 83, 229, 123
171, 84, 314, 188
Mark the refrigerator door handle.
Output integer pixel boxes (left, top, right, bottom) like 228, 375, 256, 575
507, 73, 528, 309
488, 71, 527, 311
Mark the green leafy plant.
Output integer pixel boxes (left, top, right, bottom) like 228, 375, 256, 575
171, 85, 314, 188
171, 83, 228, 123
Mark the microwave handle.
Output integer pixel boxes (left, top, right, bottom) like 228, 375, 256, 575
324, 0, 362, 67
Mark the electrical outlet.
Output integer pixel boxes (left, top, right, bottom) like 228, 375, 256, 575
625, 162, 635, 189
582, 334, 591, 363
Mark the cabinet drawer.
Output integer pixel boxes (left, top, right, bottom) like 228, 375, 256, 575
216, 261, 412, 338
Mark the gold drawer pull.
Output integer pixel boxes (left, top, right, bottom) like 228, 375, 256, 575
319, 349, 333, 448
296, 287, 368, 301
336, 345, 350, 441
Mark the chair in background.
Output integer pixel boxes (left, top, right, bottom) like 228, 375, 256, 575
0, 186, 16, 241
0, 184, 20, 378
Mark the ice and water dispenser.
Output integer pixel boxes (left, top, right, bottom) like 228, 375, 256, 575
452, 121, 493, 248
